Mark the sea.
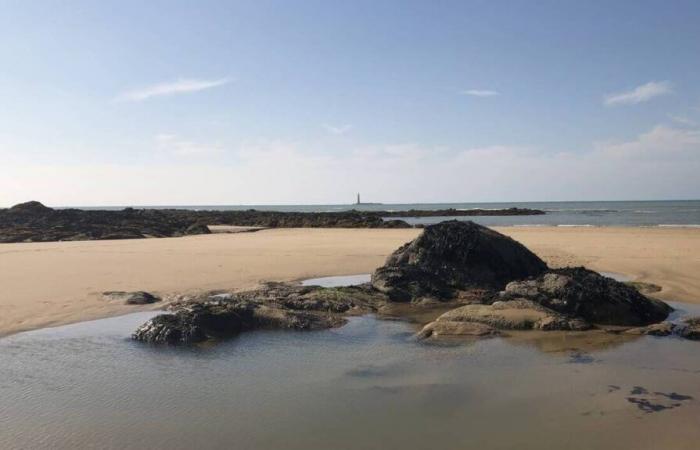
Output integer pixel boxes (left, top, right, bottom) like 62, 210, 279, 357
78, 200, 700, 227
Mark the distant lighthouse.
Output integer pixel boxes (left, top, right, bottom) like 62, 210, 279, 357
356, 193, 361, 205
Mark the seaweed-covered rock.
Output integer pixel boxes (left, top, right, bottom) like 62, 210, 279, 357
624, 322, 676, 336
501, 268, 672, 326
418, 299, 590, 340
680, 317, 700, 340
417, 321, 499, 339
132, 300, 345, 345
132, 283, 385, 345
371, 220, 548, 301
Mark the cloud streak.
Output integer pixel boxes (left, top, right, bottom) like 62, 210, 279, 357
603, 81, 672, 106
323, 124, 353, 135
4, 123, 698, 206
155, 134, 223, 156
116, 78, 231, 102
460, 89, 500, 97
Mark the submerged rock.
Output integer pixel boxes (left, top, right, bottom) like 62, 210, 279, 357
102, 291, 160, 305
371, 220, 548, 302
417, 321, 499, 339
679, 317, 700, 340
501, 268, 672, 326
418, 299, 590, 339
624, 322, 676, 337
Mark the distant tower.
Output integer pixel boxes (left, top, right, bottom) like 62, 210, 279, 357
356, 193, 361, 204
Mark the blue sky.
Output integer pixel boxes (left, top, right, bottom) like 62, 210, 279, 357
1, 0, 699, 206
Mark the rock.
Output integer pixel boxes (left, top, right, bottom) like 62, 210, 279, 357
624, 322, 676, 336
679, 317, 700, 340
501, 267, 672, 326
184, 223, 212, 235
417, 321, 499, 339
132, 283, 385, 345
420, 299, 590, 334
132, 300, 346, 345
8, 201, 53, 214
371, 220, 548, 301
103, 291, 160, 305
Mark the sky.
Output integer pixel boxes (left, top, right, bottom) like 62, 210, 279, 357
1, 0, 699, 206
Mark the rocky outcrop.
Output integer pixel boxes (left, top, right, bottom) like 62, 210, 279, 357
132, 283, 386, 345
132, 301, 345, 345
624, 322, 676, 337
679, 317, 700, 340
417, 299, 590, 339
0, 201, 547, 243
501, 268, 672, 326
128, 220, 679, 346
371, 221, 548, 301
102, 291, 160, 305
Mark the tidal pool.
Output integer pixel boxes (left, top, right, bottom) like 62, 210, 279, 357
300, 273, 371, 287
1, 304, 699, 450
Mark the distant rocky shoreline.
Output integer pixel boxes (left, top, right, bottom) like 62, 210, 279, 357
131, 220, 699, 345
0, 201, 545, 243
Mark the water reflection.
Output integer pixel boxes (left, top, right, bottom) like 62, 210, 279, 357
1, 304, 700, 450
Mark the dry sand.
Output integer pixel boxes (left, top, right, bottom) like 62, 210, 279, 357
0, 226, 698, 337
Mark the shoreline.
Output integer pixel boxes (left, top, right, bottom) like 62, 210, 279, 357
1, 226, 699, 338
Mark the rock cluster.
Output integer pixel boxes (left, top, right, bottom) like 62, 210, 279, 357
623, 317, 700, 340
500, 268, 672, 326
371, 221, 548, 301
132, 283, 386, 344
0, 201, 545, 243
129, 219, 686, 346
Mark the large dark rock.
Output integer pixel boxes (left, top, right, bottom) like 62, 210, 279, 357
132, 283, 386, 345
501, 268, 672, 326
371, 220, 548, 301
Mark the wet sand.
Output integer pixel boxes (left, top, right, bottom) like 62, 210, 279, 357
0, 226, 698, 337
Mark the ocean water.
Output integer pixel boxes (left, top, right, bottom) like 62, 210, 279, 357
75, 200, 700, 227
1, 304, 700, 450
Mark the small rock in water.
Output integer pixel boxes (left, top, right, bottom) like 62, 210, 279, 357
624, 322, 675, 336
679, 317, 700, 340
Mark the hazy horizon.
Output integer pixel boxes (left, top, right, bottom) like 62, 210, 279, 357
2, 0, 699, 205
5, 198, 700, 210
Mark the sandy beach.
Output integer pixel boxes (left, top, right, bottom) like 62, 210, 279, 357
1, 226, 699, 337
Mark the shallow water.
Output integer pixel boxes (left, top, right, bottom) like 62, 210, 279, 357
301, 274, 371, 287
1, 302, 700, 450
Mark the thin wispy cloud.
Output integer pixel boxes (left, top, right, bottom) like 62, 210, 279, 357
155, 134, 223, 156
460, 89, 500, 97
603, 81, 672, 106
323, 124, 353, 135
116, 78, 231, 102
668, 114, 696, 126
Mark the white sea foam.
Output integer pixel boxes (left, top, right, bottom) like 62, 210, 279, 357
657, 224, 700, 228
